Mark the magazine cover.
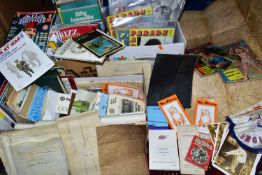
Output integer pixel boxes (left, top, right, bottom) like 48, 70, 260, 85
46, 24, 98, 57
129, 28, 175, 46
106, 6, 153, 36
115, 28, 130, 46
0, 32, 54, 91
221, 40, 262, 82
6, 11, 56, 52
185, 135, 214, 170
74, 29, 124, 58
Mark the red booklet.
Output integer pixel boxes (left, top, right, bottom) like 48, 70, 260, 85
185, 135, 213, 170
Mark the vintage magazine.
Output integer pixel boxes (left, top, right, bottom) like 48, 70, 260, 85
220, 40, 262, 82
128, 28, 175, 46
106, 6, 153, 36
185, 135, 214, 170
212, 132, 261, 175
6, 11, 56, 52
177, 125, 205, 175
47, 24, 98, 57
74, 29, 124, 58
0, 32, 54, 91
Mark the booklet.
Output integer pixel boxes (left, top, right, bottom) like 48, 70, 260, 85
0, 32, 54, 91
6, 11, 56, 52
74, 29, 125, 58
149, 129, 180, 171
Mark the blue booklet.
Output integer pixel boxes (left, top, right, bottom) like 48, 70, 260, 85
147, 106, 168, 129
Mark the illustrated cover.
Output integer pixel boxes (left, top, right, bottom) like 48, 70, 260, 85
106, 6, 153, 36
129, 28, 175, 46
54, 39, 106, 63
185, 135, 214, 170
149, 130, 180, 171
158, 94, 192, 131
194, 99, 218, 135
177, 125, 205, 175
212, 132, 261, 175
115, 28, 130, 46
58, 0, 102, 25
74, 29, 124, 58
0, 32, 54, 92
6, 11, 56, 52
221, 40, 262, 82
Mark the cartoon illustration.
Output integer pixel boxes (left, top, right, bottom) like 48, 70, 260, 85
168, 106, 185, 125
198, 109, 212, 128
15, 60, 34, 77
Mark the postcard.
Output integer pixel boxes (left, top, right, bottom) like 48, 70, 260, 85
158, 94, 192, 131
212, 132, 261, 175
149, 129, 180, 171
0, 32, 54, 91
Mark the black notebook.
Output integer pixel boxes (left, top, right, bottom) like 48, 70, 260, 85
147, 54, 198, 108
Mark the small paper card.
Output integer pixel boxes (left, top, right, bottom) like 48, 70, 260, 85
149, 129, 180, 171
194, 99, 218, 135
185, 135, 214, 170
55, 93, 71, 114
158, 94, 191, 130
102, 83, 145, 101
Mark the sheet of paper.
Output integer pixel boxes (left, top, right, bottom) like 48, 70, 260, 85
56, 111, 101, 175
0, 124, 69, 175
149, 129, 180, 171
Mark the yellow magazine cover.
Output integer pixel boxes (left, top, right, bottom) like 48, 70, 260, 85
106, 6, 153, 37
129, 28, 175, 46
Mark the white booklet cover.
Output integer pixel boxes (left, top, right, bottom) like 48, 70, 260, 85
0, 31, 54, 91
149, 129, 180, 171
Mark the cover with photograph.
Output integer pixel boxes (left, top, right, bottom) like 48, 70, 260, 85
0, 32, 54, 92
212, 132, 261, 175
221, 40, 262, 82
185, 135, 214, 170
74, 29, 124, 58
129, 28, 175, 46
6, 11, 56, 52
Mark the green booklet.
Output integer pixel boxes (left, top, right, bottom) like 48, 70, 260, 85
58, 0, 102, 25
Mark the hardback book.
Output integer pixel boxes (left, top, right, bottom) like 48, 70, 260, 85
0, 32, 54, 91
74, 29, 125, 58
5, 11, 56, 52
149, 129, 180, 171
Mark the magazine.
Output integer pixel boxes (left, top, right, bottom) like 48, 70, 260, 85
128, 28, 175, 46
0, 32, 54, 91
74, 29, 124, 58
106, 6, 153, 36
6, 11, 56, 52
47, 24, 98, 57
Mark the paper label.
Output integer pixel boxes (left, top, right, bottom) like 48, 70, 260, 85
55, 93, 71, 114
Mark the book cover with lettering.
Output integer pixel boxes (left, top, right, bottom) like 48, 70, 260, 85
0, 32, 54, 91
185, 135, 214, 170
5, 11, 56, 52
129, 28, 175, 46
